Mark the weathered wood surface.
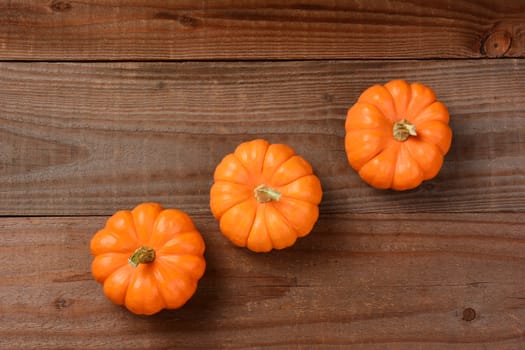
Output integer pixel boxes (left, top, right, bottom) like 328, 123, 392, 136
0, 0, 524, 60
1, 214, 525, 349
1, 1, 525, 349
1, 60, 524, 216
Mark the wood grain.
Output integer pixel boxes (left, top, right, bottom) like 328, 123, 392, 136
1, 60, 524, 216
1, 214, 524, 349
0, 0, 524, 60
2, 1, 524, 349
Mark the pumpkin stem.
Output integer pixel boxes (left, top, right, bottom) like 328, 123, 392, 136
393, 119, 417, 141
128, 246, 156, 268
254, 184, 281, 203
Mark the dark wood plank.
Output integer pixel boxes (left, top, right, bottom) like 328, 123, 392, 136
0, 0, 524, 60
1, 214, 524, 349
1, 60, 524, 216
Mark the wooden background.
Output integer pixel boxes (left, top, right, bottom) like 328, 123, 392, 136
1, 1, 525, 349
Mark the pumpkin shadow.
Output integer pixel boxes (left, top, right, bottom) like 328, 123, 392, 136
130, 219, 225, 331
133, 211, 347, 332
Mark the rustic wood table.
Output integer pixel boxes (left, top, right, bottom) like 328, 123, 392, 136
1, 1, 525, 349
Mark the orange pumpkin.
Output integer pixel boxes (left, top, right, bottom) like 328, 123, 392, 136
345, 80, 452, 190
90, 202, 206, 315
210, 139, 323, 252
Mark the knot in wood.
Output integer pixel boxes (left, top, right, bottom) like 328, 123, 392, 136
178, 14, 201, 28
54, 297, 71, 310
50, 0, 72, 12
462, 307, 476, 322
481, 30, 512, 57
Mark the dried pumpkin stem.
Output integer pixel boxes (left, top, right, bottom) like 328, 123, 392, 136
393, 119, 417, 141
128, 246, 156, 268
254, 184, 281, 203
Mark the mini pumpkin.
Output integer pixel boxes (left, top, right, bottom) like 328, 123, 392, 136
90, 202, 206, 315
345, 80, 452, 190
210, 139, 323, 252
